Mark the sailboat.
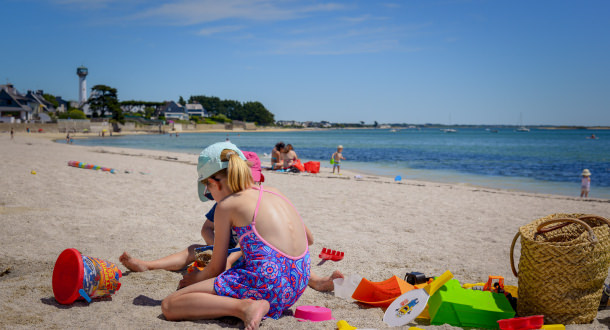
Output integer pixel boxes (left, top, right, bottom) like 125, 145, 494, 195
441, 114, 458, 133
516, 113, 529, 132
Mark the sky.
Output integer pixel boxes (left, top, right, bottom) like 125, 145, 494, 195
2, 0, 609, 126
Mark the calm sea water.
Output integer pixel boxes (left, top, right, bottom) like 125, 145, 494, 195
70, 128, 610, 199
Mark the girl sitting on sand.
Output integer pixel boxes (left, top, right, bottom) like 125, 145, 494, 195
161, 142, 311, 329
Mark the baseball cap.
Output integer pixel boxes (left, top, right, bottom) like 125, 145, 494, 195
197, 142, 246, 202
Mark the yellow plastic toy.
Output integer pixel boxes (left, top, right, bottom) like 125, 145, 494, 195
541, 325, 565, 330
336, 320, 357, 330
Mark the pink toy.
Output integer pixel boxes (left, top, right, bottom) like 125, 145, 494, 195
294, 305, 334, 322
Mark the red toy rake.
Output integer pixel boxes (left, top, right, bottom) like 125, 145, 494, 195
319, 247, 344, 261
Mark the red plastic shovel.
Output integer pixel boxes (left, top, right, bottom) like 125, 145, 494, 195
319, 247, 344, 261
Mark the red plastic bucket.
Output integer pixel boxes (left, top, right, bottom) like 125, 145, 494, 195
52, 248, 122, 304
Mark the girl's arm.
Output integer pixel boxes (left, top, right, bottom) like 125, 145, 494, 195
205, 204, 232, 277
201, 220, 215, 245
179, 205, 232, 288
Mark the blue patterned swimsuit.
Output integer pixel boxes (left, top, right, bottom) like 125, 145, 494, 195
214, 186, 311, 319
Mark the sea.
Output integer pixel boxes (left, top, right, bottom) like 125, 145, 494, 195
70, 128, 610, 199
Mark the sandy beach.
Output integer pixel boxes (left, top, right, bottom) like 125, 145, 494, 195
1, 132, 609, 329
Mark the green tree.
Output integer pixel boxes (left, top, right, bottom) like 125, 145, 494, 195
43, 93, 59, 108
189, 95, 222, 116
89, 85, 123, 123
188, 94, 275, 125
58, 109, 87, 119
144, 106, 155, 119
242, 101, 274, 125
210, 114, 231, 123
179, 96, 186, 105
222, 99, 243, 119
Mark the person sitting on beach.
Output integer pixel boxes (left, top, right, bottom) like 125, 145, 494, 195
282, 144, 298, 169
332, 145, 346, 174
120, 146, 341, 292
157, 141, 311, 328
119, 148, 263, 273
271, 142, 284, 170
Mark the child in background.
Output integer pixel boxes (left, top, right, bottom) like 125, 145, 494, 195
332, 145, 346, 174
581, 169, 591, 198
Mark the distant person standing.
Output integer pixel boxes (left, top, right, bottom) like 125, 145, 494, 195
66, 132, 70, 144
332, 145, 346, 174
580, 169, 591, 198
10, 128, 14, 140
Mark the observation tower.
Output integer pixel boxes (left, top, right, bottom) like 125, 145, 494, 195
76, 66, 88, 105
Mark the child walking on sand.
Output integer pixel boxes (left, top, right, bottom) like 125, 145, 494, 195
332, 145, 346, 174
158, 142, 311, 329
581, 169, 591, 198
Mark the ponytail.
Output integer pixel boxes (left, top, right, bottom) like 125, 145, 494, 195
220, 149, 253, 192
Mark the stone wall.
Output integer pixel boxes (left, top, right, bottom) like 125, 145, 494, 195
0, 122, 254, 134
0, 123, 61, 133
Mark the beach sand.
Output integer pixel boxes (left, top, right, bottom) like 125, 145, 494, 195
1, 133, 609, 329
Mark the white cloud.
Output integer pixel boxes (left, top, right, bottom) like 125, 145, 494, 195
340, 14, 389, 23
51, 0, 132, 10
197, 25, 244, 36
132, 0, 346, 26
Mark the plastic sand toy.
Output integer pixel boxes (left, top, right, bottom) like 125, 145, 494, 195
383, 270, 453, 326
52, 248, 122, 304
294, 305, 334, 322
427, 278, 515, 328
497, 315, 544, 330
319, 247, 344, 261
68, 160, 116, 174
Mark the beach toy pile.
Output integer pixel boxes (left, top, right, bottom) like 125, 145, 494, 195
328, 266, 575, 329
324, 213, 610, 328
52, 248, 122, 304
68, 160, 117, 173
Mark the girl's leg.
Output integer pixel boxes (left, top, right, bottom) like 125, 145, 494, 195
162, 278, 269, 330
120, 244, 204, 272
308, 270, 344, 292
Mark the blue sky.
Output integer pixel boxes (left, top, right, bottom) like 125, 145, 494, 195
2, 0, 609, 125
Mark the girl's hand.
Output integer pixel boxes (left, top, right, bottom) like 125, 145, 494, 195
178, 269, 200, 289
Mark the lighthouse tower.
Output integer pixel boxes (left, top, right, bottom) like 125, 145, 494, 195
76, 66, 88, 105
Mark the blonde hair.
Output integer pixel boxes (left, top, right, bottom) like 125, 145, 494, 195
218, 149, 253, 192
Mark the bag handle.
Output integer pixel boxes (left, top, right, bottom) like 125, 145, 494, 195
535, 218, 597, 242
510, 217, 599, 278
536, 214, 610, 234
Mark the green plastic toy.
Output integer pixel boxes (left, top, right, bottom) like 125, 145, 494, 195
427, 279, 515, 329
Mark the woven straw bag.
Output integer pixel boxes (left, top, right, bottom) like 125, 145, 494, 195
510, 214, 610, 324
